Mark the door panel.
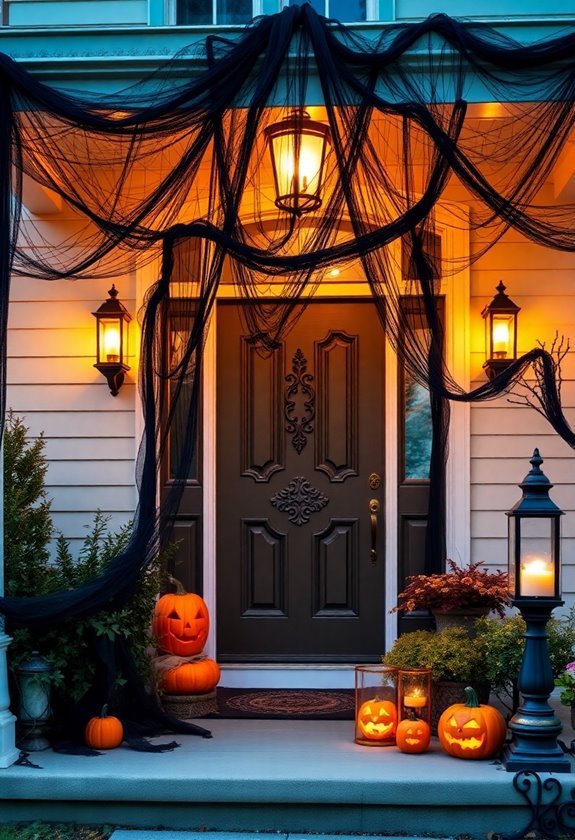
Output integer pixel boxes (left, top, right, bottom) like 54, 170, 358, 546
216, 300, 386, 662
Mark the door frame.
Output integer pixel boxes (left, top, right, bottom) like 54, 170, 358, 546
191, 202, 470, 686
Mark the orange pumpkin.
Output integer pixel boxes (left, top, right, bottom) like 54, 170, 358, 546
396, 711, 430, 754
85, 705, 124, 750
356, 698, 397, 742
153, 581, 210, 656
438, 686, 506, 760
161, 658, 221, 695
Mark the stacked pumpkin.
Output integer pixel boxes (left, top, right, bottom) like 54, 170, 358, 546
152, 584, 221, 709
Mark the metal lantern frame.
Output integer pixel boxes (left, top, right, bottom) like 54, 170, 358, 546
502, 448, 570, 774
481, 281, 520, 380
265, 109, 331, 216
92, 284, 132, 396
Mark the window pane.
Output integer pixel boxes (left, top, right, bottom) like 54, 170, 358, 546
217, 0, 253, 23
289, 0, 324, 12
330, 0, 366, 21
177, 0, 212, 24
404, 377, 432, 480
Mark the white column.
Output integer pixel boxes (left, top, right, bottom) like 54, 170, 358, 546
0, 438, 19, 767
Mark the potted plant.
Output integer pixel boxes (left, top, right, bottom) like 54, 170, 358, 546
391, 560, 510, 633
383, 609, 575, 731
382, 626, 491, 732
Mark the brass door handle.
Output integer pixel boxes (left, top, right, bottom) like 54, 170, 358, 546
369, 499, 380, 563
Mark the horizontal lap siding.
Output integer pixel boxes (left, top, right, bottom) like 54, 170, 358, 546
7, 233, 138, 558
469, 224, 575, 613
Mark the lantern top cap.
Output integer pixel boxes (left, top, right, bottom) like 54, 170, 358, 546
92, 284, 132, 321
264, 108, 331, 142
507, 448, 564, 517
482, 281, 521, 317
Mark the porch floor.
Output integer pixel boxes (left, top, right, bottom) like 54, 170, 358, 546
1, 699, 574, 840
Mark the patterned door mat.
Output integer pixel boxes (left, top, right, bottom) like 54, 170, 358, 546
211, 688, 355, 719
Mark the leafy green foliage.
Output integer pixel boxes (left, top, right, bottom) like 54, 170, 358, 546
4, 414, 167, 711
384, 609, 575, 714
3, 411, 54, 597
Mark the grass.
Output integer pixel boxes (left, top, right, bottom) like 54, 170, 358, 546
0, 825, 114, 840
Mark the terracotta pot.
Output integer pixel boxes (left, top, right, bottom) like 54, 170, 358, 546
432, 607, 490, 636
431, 680, 491, 735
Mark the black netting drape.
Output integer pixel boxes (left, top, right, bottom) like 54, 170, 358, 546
0, 5, 575, 641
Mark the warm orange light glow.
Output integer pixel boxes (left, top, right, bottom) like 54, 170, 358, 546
492, 318, 510, 357
520, 557, 555, 597
102, 320, 121, 362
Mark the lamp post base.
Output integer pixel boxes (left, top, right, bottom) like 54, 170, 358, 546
502, 740, 572, 774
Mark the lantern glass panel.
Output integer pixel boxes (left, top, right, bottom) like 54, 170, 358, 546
398, 668, 431, 728
98, 317, 123, 364
271, 129, 325, 208
354, 665, 397, 746
518, 517, 557, 598
508, 517, 516, 597
491, 313, 514, 358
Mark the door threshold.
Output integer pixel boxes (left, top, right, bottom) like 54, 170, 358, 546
219, 664, 356, 689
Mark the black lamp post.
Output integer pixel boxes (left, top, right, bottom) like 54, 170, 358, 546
502, 448, 571, 773
482, 281, 520, 380
92, 285, 131, 396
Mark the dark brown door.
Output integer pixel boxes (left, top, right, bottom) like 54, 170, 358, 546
216, 300, 386, 662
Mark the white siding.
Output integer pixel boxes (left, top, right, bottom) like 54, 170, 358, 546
7, 220, 139, 558
468, 224, 575, 613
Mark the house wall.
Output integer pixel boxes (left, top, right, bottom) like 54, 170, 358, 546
6, 208, 140, 557
468, 222, 575, 613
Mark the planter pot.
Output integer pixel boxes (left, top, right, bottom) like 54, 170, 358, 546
571, 703, 575, 731
432, 608, 490, 636
431, 680, 491, 735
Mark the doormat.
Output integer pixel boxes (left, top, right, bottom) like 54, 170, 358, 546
212, 688, 355, 720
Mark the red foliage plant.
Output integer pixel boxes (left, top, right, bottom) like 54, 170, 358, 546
391, 560, 510, 618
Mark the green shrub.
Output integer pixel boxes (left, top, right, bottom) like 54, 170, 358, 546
382, 627, 486, 684
4, 413, 168, 712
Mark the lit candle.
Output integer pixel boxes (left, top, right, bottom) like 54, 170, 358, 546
403, 690, 427, 709
520, 557, 555, 597
492, 320, 510, 357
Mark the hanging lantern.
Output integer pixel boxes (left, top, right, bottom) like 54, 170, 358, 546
481, 281, 520, 380
265, 109, 331, 215
92, 285, 131, 396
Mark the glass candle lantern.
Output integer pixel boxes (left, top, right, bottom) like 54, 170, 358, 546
398, 667, 432, 729
354, 665, 398, 746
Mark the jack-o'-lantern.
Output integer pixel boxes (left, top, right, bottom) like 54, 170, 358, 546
356, 698, 397, 743
161, 658, 221, 695
396, 710, 430, 754
152, 579, 210, 656
438, 686, 506, 760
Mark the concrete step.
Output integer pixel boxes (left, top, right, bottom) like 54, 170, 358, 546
110, 834, 456, 840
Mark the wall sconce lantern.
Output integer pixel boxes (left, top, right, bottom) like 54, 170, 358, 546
92, 285, 131, 396
265, 109, 331, 216
482, 281, 520, 380
503, 448, 570, 773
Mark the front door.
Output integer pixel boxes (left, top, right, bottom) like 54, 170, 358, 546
216, 300, 386, 662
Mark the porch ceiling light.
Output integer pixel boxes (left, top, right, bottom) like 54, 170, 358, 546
92, 284, 131, 397
265, 109, 331, 216
502, 448, 570, 773
481, 281, 520, 380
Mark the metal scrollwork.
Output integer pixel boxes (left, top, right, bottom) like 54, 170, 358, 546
284, 348, 315, 454
490, 770, 575, 840
270, 476, 329, 526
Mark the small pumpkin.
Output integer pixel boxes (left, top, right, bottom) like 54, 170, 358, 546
356, 698, 397, 742
396, 710, 431, 754
152, 577, 210, 657
438, 686, 506, 760
85, 704, 124, 750
161, 658, 221, 695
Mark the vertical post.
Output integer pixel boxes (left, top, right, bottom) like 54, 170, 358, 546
0, 439, 19, 766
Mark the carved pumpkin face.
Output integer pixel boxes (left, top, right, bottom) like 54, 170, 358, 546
396, 715, 430, 754
152, 591, 210, 656
356, 699, 397, 743
437, 687, 506, 760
